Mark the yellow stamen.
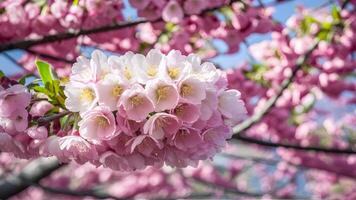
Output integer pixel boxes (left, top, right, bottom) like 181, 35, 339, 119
156, 86, 169, 102
168, 67, 180, 79
180, 84, 193, 97
96, 116, 108, 127
80, 88, 95, 102
175, 105, 184, 116
112, 85, 124, 97
61, 77, 70, 84
123, 67, 132, 80
147, 66, 157, 77
130, 95, 143, 106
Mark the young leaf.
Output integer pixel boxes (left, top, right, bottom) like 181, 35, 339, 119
36, 60, 54, 86
0, 70, 4, 78
331, 5, 341, 22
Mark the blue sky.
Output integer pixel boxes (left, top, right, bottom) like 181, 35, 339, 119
0, 0, 330, 75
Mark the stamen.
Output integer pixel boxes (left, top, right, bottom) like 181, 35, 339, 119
112, 85, 124, 97
147, 66, 157, 77
130, 95, 143, 106
156, 86, 169, 102
96, 116, 109, 127
175, 105, 184, 116
124, 67, 132, 80
180, 84, 193, 97
80, 88, 95, 102
168, 67, 180, 79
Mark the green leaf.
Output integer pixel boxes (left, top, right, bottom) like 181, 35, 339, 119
300, 16, 319, 34
36, 60, 54, 86
0, 70, 4, 78
32, 85, 51, 96
331, 5, 341, 22
73, 0, 79, 5
317, 29, 330, 41
243, 63, 270, 87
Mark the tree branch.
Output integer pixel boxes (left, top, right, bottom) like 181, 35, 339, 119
0, 0, 242, 52
37, 111, 71, 125
0, 157, 63, 199
232, 41, 319, 135
234, 134, 356, 154
35, 184, 125, 200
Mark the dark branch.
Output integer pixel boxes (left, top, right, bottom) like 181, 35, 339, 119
35, 184, 125, 200
0, 0, 241, 52
0, 18, 151, 52
0, 0, 292, 53
0, 157, 63, 199
37, 111, 71, 125
234, 134, 356, 154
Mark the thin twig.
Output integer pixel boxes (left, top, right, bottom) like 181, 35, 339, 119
37, 111, 71, 125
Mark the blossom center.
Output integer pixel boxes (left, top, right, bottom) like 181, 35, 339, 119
112, 85, 124, 97
130, 95, 143, 106
168, 67, 180, 79
96, 116, 109, 127
180, 84, 193, 97
124, 67, 132, 80
156, 86, 169, 102
174, 105, 184, 116
80, 88, 95, 102
147, 66, 157, 77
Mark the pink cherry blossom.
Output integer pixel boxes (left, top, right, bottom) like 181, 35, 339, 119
119, 84, 154, 122
0, 84, 31, 117
170, 127, 203, 150
27, 126, 48, 140
78, 106, 117, 142
58, 135, 99, 164
143, 113, 181, 140
172, 103, 200, 123
145, 79, 179, 111
162, 0, 183, 23
178, 75, 206, 104
29, 101, 53, 117
218, 90, 247, 123
0, 109, 28, 134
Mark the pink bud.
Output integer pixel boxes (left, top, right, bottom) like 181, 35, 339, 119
30, 101, 53, 117
27, 126, 48, 140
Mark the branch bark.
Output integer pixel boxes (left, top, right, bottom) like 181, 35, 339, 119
0, 157, 63, 199
234, 134, 356, 154
35, 183, 125, 200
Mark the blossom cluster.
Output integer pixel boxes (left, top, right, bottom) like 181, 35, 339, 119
0, 80, 54, 159
58, 49, 245, 170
